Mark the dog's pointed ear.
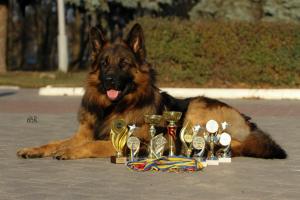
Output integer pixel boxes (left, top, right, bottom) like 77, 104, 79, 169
90, 27, 107, 54
124, 23, 146, 59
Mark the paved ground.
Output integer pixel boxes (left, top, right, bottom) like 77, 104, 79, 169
0, 89, 299, 200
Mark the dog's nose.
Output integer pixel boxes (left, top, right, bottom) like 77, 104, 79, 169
105, 75, 115, 88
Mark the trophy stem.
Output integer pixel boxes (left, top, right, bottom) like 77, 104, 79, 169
222, 144, 231, 158
148, 125, 156, 159
167, 122, 177, 156
115, 151, 123, 157
209, 134, 217, 160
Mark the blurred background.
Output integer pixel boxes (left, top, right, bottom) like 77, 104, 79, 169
0, 0, 299, 88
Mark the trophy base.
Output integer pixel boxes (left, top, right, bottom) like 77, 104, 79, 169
206, 159, 219, 165
111, 156, 127, 164
197, 158, 207, 167
200, 161, 208, 167
218, 157, 231, 163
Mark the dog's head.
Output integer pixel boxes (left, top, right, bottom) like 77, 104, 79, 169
89, 24, 155, 102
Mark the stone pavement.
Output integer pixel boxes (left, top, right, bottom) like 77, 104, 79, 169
0, 89, 299, 200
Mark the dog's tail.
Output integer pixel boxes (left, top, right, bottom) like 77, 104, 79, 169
240, 129, 287, 159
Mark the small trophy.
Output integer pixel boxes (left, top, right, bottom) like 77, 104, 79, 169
127, 124, 141, 159
152, 133, 167, 157
193, 125, 207, 167
180, 121, 197, 157
218, 132, 232, 163
110, 119, 128, 164
204, 120, 219, 165
163, 111, 182, 156
145, 115, 162, 159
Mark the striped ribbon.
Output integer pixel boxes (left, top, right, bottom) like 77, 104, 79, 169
127, 147, 204, 172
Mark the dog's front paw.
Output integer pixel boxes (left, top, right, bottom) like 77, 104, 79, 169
17, 147, 45, 159
52, 148, 78, 160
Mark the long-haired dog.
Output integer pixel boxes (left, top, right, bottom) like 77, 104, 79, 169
17, 24, 286, 160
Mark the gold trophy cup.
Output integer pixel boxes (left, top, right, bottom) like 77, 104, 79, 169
145, 115, 162, 159
110, 119, 128, 163
163, 111, 182, 156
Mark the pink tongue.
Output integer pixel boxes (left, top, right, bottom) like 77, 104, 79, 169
107, 90, 121, 99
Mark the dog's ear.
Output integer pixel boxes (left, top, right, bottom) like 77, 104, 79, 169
90, 27, 107, 54
124, 23, 146, 59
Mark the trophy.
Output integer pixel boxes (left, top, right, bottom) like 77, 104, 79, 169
204, 120, 219, 165
110, 119, 128, 164
218, 122, 232, 163
127, 124, 141, 160
179, 121, 197, 157
152, 133, 167, 157
192, 125, 207, 167
145, 115, 162, 159
163, 111, 182, 156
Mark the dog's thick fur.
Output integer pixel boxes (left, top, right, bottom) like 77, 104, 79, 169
17, 24, 287, 160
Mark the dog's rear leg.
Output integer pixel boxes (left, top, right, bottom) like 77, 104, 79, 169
17, 124, 93, 159
52, 140, 115, 160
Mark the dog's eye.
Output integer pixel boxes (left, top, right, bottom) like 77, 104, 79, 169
120, 62, 127, 67
101, 61, 108, 68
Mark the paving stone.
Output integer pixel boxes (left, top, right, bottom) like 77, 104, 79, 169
0, 89, 299, 199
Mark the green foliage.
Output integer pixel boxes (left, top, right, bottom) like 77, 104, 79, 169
126, 17, 300, 88
0, 71, 87, 88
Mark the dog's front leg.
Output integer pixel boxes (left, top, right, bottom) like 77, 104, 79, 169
17, 124, 94, 159
52, 140, 115, 160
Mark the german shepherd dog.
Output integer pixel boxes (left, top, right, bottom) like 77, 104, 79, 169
17, 24, 286, 160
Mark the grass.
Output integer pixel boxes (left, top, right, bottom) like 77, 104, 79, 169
0, 70, 298, 89
0, 71, 88, 88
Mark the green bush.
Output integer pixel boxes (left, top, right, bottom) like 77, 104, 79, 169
126, 17, 300, 88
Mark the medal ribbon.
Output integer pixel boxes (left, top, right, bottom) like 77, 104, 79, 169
127, 156, 203, 172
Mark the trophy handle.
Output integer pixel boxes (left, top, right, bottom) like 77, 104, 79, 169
117, 129, 128, 152
132, 145, 139, 157
223, 143, 231, 154
110, 130, 118, 152
196, 147, 205, 157
179, 125, 189, 153
214, 134, 220, 143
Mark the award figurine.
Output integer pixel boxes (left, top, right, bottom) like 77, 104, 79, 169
127, 124, 141, 159
145, 115, 162, 159
193, 125, 207, 167
152, 133, 167, 157
110, 119, 128, 164
163, 111, 182, 156
180, 121, 197, 157
204, 120, 219, 165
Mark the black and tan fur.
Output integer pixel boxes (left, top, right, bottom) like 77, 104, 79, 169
17, 24, 287, 160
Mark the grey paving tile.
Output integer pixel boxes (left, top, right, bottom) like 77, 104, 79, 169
1, 89, 300, 200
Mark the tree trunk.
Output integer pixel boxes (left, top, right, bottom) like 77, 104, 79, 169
0, 1, 8, 73
6, 0, 12, 71
68, 8, 82, 72
18, 15, 28, 70
35, 1, 44, 71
